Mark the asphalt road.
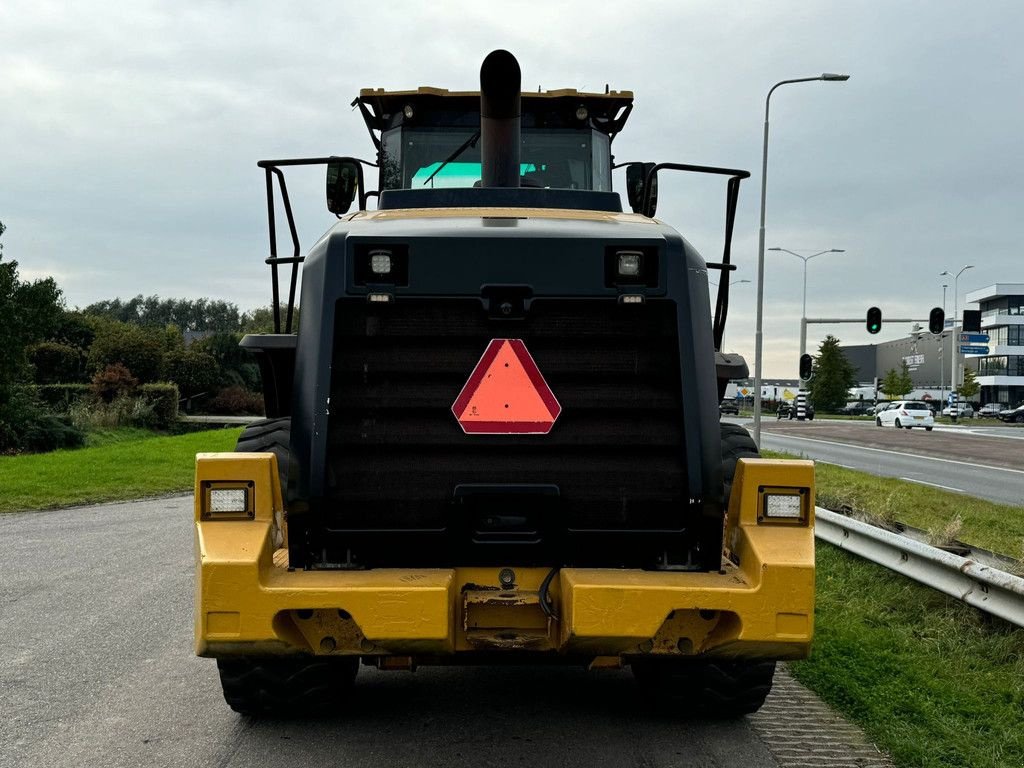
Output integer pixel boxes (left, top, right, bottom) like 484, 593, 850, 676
748, 418, 1024, 507
2, 497, 793, 768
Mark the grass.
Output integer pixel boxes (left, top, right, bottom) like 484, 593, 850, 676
791, 543, 1024, 768
760, 448, 1024, 765
763, 449, 1024, 560
0, 427, 243, 512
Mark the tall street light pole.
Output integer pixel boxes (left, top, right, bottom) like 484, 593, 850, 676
752, 72, 850, 447
768, 247, 844, 383
940, 265, 974, 420
940, 283, 948, 402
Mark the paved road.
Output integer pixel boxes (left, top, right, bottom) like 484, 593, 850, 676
745, 418, 1024, 507
4, 497, 897, 768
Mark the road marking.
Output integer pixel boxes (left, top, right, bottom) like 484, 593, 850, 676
899, 477, 964, 492
820, 461, 857, 470
761, 433, 1024, 476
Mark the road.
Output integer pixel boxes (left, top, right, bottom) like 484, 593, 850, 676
747, 418, 1024, 507
1, 497, 895, 768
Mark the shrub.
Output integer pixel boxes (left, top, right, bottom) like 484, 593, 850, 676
161, 348, 219, 398
86, 320, 164, 382
140, 382, 179, 428
91, 363, 138, 403
36, 383, 93, 412
0, 387, 85, 453
207, 386, 264, 416
29, 341, 86, 384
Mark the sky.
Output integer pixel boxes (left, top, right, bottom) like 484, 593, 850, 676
2, 1, 1022, 376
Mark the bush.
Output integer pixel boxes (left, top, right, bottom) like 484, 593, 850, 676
207, 386, 264, 416
86, 321, 164, 382
36, 383, 93, 412
140, 382, 179, 428
0, 387, 85, 453
29, 341, 87, 384
161, 348, 219, 398
91, 363, 138, 403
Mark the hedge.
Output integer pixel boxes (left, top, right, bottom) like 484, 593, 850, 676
36, 384, 92, 411
140, 382, 179, 428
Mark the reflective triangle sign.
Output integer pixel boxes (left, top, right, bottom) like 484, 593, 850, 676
452, 339, 561, 434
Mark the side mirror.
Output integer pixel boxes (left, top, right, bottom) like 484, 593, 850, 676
625, 162, 658, 216
326, 158, 361, 214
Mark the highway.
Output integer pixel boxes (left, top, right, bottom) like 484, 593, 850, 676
0, 497, 892, 768
745, 418, 1024, 507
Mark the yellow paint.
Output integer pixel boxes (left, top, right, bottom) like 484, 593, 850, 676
195, 455, 814, 661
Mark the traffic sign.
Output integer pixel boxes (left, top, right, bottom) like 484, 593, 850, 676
959, 333, 989, 344
452, 339, 561, 434
959, 345, 989, 355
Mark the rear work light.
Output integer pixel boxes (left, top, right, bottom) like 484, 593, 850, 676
200, 481, 255, 520
758, 487, 810, 524
617, 250, 642, 277
369, 249, 392, 275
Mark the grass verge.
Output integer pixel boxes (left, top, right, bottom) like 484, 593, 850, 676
792, 543, 1024, 768
761, 448, 1024, 765
0, 428, 243, 512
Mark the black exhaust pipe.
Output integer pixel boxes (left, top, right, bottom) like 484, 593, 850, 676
480, 50, 521, 188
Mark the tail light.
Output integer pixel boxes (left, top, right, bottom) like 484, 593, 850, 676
900, 409, 908, 416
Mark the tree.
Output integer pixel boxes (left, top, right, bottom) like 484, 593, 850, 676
807, 335, 857, 412
959, 367, 980, 401
880, 362, 914, 400
86, 319, 165, 382
161, 348, 220, 398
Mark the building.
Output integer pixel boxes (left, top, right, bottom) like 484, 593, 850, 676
841, 329, 955, 402
964, 283, 1024, 408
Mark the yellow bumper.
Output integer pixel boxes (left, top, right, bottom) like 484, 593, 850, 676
195, 453, 814, 661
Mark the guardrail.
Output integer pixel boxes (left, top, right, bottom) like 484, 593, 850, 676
815, 508, 1024, 628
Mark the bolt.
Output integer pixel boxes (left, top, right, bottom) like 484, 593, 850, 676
320, 636, 336, 653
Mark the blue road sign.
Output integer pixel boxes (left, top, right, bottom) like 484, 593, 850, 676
959, 345, 989, 355
959, 333, 990, 344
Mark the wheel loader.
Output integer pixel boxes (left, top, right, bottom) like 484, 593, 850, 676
194, 50, 815, 717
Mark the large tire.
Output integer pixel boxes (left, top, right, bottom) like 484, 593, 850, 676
632, 659, 776, 717
216, 656, 358, 716
720, 423, 759, 507
236, 417, 290, 491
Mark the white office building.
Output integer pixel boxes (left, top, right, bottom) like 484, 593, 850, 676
964, 283, 1024, 408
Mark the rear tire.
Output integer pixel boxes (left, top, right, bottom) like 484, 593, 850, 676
721, 423, 759, 507
216, 656, 358, 716
235, 417, 291, 491
1016, 414, 1024, 424
925, 427, 933, 431
895, 418, 902, 428
632, 659, 776, 717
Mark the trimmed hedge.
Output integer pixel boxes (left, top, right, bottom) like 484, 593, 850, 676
140, 382, 179, 428
36, 384, 92, 411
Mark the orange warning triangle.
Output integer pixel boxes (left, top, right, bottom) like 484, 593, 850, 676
452, 339, 561, 434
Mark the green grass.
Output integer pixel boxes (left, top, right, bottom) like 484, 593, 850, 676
760, 448, 1024, 765
764, 450, 1024, 559
792, 544, 1024, 768
0, 428, 243, 512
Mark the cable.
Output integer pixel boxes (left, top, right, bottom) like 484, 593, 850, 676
538, 566, 560, 621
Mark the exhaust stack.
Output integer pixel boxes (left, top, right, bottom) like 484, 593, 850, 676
480, 50, 521, 188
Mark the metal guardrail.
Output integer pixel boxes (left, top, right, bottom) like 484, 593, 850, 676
815, 508, 1024, 628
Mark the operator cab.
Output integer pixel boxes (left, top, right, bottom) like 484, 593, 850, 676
353, 87, 634, 192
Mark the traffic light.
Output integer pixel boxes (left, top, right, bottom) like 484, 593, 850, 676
866, 306, 882, 334
799, 354, 814, 380
928, 307, 945, 334
962, 309, 982, 333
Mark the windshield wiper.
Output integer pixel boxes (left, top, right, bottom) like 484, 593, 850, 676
422, 130, 481, 186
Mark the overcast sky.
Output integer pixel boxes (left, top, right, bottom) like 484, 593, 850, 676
2, 1, 1021, 376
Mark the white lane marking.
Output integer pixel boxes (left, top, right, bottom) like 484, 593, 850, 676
761, 433, 1024, 476
819, 461, 857, 470
899, 477, 964, 492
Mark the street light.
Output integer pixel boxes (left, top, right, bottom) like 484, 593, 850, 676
752, 72, 850, 447
768, 247, 844, 381
940, 283, 948, 402
940, 265, 974, 420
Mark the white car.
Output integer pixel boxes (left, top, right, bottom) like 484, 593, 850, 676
876, 401, 935, 430
941, 403, 975, 418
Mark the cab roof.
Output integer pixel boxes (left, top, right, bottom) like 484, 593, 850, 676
353, 86, 634, 146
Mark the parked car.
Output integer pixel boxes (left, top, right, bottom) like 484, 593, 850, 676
776, 402, 815, 420
997, 403, 1024, 424
941, 403, 975, 418
977, 403, 1006, 418
839, 402, 874, 416
719, 399, 740, 415
876, 401, 935, 430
